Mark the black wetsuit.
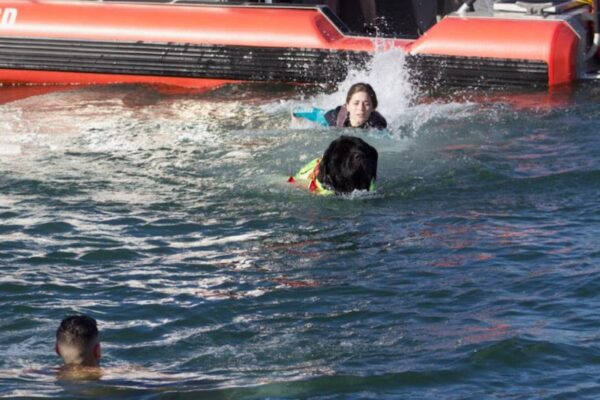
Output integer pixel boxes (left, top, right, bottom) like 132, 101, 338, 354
324, 105, 387, 130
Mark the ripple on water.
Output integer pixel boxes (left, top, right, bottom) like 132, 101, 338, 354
79, 248, 144, 262
24, 221, 76, 235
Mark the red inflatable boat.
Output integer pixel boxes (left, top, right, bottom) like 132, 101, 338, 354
0, 0, 598, 89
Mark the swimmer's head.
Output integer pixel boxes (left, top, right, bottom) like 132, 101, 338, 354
345, 83, 378, 127
56, 315, 100, 367
317, 135, 378, 194
345, 82, 378, 109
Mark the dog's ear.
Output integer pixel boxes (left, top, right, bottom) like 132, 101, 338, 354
317, 155, 336, 190
317, 138, 339, 189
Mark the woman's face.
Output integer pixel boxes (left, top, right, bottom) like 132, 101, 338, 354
346, 91, 373, 127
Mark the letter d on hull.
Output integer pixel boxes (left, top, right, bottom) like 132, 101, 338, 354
0, 8, 18, 27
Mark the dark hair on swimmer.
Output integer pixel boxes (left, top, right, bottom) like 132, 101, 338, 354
56, 315, 98, 348
317, 135, 378, 194
345, 83, 378, 109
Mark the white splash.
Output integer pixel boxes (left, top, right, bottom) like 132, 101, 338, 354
320, 49, 415, 124
278, 47, 480, 140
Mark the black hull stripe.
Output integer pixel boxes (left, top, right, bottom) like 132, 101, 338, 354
407, 54, 548, 88
0, 37, 549, 87
0, 37, 371, 83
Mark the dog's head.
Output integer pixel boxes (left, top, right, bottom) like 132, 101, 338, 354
317, 135, 378, 194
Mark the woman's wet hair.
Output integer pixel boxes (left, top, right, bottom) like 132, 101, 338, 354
345, 82, 378, 109
317, 135, 378, 194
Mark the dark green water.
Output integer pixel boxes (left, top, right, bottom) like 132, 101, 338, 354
2, 53, 600, 398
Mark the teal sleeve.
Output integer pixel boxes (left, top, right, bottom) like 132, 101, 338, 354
292, 107, 328, 127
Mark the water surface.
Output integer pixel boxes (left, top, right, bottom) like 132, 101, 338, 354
2, 52, 600, 399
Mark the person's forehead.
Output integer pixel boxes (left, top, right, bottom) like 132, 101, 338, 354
349, 91, 371, 101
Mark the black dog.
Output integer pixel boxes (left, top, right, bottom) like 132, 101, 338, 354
317, 135, 378, 194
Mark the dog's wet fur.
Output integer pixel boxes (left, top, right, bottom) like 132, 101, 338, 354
317, 135, 378, 194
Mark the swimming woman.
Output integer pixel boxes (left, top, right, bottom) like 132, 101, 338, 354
324, 82, 387, 130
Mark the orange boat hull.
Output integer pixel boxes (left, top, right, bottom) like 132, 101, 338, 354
0, 1, 587, 89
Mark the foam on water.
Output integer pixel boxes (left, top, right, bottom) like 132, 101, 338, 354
273, 48, 479, 141
0, 49, 480, 187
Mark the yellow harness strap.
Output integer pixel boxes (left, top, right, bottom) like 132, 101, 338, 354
289, 158, 335, 196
